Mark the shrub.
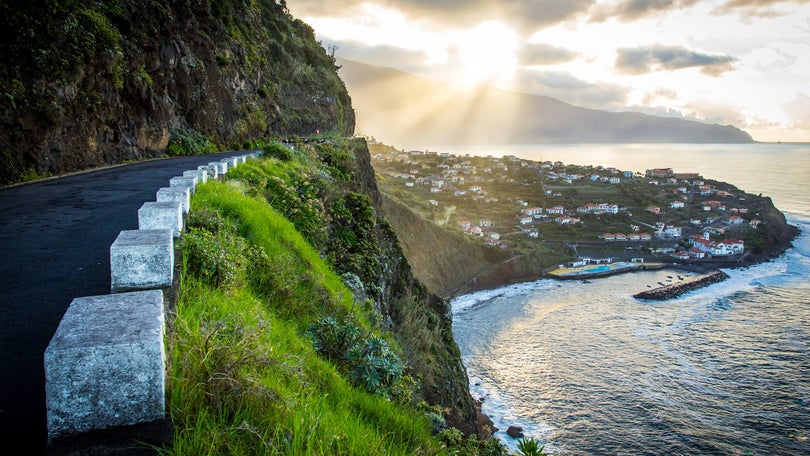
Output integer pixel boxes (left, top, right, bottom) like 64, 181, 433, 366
438, 428, 508, 455
307, 317, 404, 397
263, 141, 293, 161
306, 316, 360, 361
187, 206, 227, 234
346, 335, 403, 397
182, 227, 245, 287
264, 174, 328, 245
517, 437, 548, 456
166, 128, 219, 156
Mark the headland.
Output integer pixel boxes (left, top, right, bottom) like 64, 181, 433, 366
372, 143, 799, 297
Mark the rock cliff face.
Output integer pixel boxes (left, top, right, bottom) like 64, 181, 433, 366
343, 140, 478, 433
0, 1, 354, 184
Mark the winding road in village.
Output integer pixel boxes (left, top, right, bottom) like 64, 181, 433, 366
0, 152, 242, 453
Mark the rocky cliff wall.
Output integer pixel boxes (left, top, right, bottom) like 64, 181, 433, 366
0, 0, 354, 184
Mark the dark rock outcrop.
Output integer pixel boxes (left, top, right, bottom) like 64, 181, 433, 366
507, 425, 525, 439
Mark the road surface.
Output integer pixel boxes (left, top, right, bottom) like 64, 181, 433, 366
0, 152, 245, 453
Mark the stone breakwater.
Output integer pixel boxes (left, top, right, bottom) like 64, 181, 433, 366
634, 270, 730, 300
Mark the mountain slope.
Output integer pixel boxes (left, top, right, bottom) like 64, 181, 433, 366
338, 59, 753, 145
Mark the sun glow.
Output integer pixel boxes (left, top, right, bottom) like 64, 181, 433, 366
452, 21, 519, 89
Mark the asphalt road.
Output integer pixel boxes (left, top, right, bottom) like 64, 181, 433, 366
0, 152, 244, 453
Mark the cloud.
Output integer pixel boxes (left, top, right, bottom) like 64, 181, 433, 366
518, 43, 579, 65
325, 40, 429, 71
784, 93, 810, 128
588, 0, 701, 22
514, 69, 629, 109
682, 99, 748, 126
290, 0, 595, 32
712, 0, 810, 18
615, 45, 735, 76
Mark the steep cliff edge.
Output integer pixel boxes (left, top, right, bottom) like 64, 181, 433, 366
334, 139, 479, 432
0, 0, 354, 184
382, 195, 547, 297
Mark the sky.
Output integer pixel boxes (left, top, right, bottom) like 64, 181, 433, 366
288, 0, 810, 142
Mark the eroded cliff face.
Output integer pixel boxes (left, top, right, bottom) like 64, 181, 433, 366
0, 1, 354, 184
341, 139, 478, 433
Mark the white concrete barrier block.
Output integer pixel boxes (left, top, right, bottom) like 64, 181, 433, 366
110, 229, 173, 292
169, 176, 196, 195
209, 161, 227, 175
198, 165, 217, 179
156, 187, 190, 214
221, 157, 238, 170
138, 202, 183, 238
237, 155, 247, 164
183, 169, 207, 185
44, 290, 166, 440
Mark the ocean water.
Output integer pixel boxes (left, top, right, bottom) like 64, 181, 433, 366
449, 144, 810, 455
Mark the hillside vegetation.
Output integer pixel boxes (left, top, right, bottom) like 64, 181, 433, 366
166, 139, 520, 454
0, 0, 354, 184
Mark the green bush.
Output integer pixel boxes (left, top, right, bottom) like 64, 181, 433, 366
264, 174, 328, 245
307, 317, 403, 397
187, 206, 227, 234
182, 227, 246, 287
517, 437, 548, 456
166, 128, 219, 156
346, 335, 403, 397
438, 428, 509, 455
306, 316, 360, 361
263, 141, 293, 161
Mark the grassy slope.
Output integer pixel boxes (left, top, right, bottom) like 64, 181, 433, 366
166, 145, 507, 454
169, 181, 438, 454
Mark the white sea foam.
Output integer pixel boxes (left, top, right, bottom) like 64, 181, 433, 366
450, 279, 554, 313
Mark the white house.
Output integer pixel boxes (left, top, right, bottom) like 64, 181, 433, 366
670, 200, 685, 209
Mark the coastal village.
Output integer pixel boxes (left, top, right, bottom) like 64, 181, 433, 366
370, 143, 771, 271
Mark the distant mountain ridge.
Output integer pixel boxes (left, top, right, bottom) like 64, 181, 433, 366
338, 59, 754, 145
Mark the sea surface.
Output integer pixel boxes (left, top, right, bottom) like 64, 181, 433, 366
449, 144, 810, 455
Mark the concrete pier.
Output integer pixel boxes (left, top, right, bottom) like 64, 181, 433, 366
634, 270, 730, 300
110, 229, 173, 292
138, 201, 183, 237
44, 290, 166, 440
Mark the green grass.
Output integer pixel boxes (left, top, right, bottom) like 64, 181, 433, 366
166, 181, 441, 454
